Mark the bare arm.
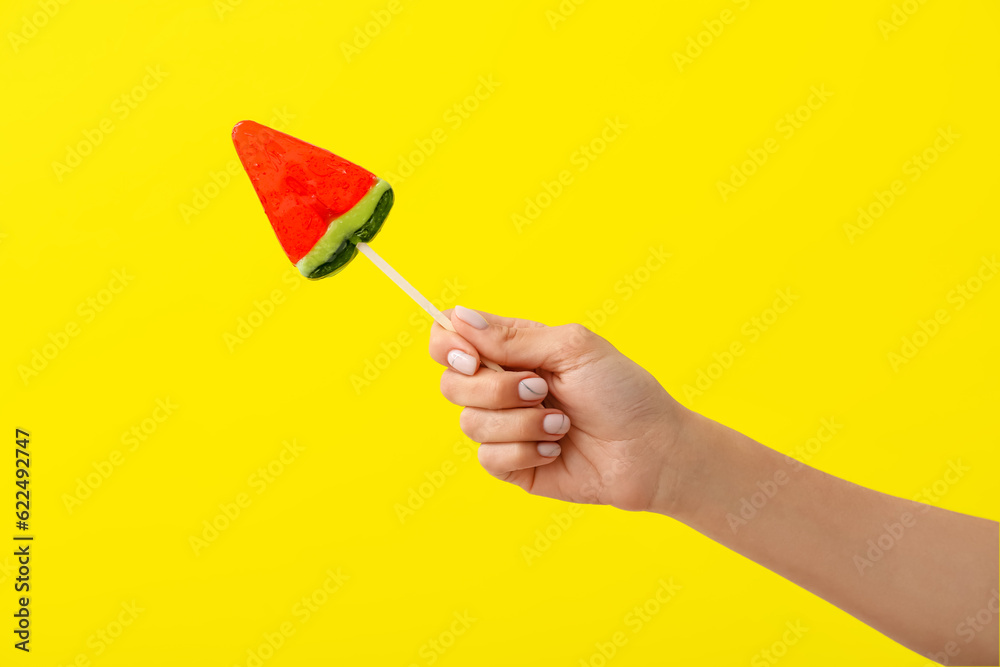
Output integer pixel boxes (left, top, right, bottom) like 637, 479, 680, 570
430, 307, 999, 664
661, 410, 999, 665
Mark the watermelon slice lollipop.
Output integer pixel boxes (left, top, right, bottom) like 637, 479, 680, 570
231, 120, 503, 371
232, 120, 393, 280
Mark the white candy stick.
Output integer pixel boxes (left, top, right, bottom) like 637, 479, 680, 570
355, 242, 503, 372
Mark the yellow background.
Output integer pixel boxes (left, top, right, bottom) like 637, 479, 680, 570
2, 0, 998, 665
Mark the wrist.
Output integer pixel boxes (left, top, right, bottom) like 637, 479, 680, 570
647, 404, 707, 519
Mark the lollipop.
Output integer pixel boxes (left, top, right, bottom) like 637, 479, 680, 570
232, 120, 502, 371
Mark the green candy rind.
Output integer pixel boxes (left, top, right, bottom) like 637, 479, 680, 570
295, 179, 393, 280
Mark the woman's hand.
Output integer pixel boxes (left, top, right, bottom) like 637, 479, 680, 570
429, 306, 1000, 664
429, 306, 690, 513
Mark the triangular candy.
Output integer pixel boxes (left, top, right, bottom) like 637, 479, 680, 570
232, 120, 393, 279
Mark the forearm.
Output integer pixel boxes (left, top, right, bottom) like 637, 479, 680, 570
661, 409, 999, 665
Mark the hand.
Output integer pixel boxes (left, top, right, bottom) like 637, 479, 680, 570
429, 306, 690, 513
429, 309, 999, 664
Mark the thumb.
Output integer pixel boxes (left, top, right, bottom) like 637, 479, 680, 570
450, 305, 598, 371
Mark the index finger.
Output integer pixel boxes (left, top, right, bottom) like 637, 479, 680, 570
445, 307, 547, 331
429, 319, 482, 374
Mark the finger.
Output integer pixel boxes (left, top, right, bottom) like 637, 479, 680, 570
440, 369, 549, 409
450, 305, 605, 371
477, 442, 562, 478
460, 407, 571, 443
445, 307, 546, 331
428, 321, 481, 376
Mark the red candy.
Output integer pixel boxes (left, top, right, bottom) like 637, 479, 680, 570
232, 121, 378, 263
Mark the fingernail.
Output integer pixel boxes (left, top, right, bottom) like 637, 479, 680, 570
454, 305, 488, 330
447, 349, 478, 376
518, 377, 548, 401
543, 413, 570, 435
537, 443, 561, 457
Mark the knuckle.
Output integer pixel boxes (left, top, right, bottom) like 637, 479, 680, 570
491, 372, 510, 401
494, 325, 521, 364
476, 444, 495, 469
439, 371, 461, 405
492, 325, 526, 367
486, 410, 505, 432
428, 326, 444, 351
462, 409, 506, 443
459, 408, 478, 439
498, 324, 519, 344
511, 447, 534, 468
562, 322, 593, 347
559, 323, 604, 359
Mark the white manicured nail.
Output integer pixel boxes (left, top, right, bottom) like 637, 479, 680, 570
454, 305, 488, 329
518, 378, 548, 401
543, 413, 570, 435
537, 443, 561, 457
447, 349, 477, 376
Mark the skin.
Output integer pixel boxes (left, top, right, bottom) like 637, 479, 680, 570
429, 306, 999, 665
